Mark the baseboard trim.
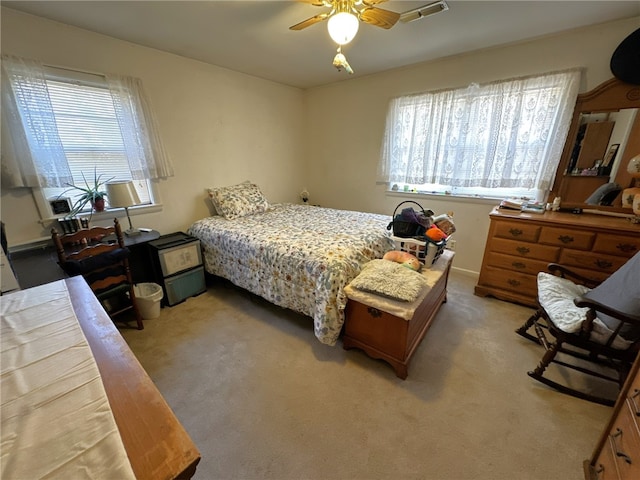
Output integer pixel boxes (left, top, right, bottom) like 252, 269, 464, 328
450, 266, 479, 279
8, 239, 54, 256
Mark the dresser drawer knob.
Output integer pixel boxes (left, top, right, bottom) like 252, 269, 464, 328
367, 307, 382, 318
617, 244, 638, 254
512, 262, 526, 269
594, 464, 604, 479
507, 279, 521, 287
594, 259, 613, 269
630, 388, 640, 416
515, 246, 530, 255
509, 228, 523, 237
611, 428, 633, 464
557, 235, 574, 244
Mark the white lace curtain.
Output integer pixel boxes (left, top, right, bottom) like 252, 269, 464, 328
1, 55, 72, 187
1, 54, 173, 188
378, 69, 581, 194
106, 74, 174, 180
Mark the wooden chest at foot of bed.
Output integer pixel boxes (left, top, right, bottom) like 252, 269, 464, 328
343, 250, 454, 379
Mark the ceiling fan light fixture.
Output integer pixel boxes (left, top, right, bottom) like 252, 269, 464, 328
327, 11, 359, 45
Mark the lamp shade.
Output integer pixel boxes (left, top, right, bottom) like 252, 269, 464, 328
328, 12, 359, 45
106, 181, 141, 208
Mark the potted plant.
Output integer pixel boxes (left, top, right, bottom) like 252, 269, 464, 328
60, 168, 114, 216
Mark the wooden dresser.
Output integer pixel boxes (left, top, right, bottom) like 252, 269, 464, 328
584, 352, 640, 480
474, 208, 640, 307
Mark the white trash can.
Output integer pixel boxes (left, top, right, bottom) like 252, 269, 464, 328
134, 283, 164, 319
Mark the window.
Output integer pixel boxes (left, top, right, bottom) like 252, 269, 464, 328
377, 70, 581, 202
1, 55, 172, 219
43, 72, 152, 210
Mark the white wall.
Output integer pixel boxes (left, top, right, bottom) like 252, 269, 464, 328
304, 16, 640, 274
0, 8, 306, 246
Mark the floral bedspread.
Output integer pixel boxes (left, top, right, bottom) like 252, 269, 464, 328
187, 203, 394, 345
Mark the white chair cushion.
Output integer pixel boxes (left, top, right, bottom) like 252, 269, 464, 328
537, 272, 632, 350
537, 272, 590, 333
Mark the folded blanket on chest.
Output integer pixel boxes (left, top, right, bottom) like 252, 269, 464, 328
349, 259, 428, 302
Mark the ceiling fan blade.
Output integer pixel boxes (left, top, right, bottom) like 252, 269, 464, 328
359, 7, 400, 29
296, 0, 330, 6
289, 13, 330, 31
361, 0, 390, 5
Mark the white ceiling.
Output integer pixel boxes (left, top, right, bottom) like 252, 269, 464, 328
4, 1, 640, 89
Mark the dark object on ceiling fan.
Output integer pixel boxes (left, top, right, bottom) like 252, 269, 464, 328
610, 27, 640, 85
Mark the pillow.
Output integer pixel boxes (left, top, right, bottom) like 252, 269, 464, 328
583, 251, 640, 341
349, 259, 428, 302
207, 182, 270, 220
207, 180, 253, 216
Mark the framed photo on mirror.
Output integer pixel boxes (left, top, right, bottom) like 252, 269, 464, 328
602, 144, 620, 168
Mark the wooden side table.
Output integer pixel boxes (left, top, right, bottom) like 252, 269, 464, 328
103, 229, 160, 284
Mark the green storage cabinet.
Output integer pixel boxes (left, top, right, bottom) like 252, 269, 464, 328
148, 232, 206, 306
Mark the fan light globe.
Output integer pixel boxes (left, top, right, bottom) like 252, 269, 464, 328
328, 12, 359, 45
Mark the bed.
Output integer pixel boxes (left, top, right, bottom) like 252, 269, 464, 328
187, 189, 394, 346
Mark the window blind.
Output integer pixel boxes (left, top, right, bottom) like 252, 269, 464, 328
45, 78, 151, 206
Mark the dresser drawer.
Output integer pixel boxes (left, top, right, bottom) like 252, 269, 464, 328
592, 438, 622, 480
164, 266, 206, 306
539, 227, 595, 250
559, 250, 629, 274
592, 234, 640, 258
480, 266, 537, 294
494, 222, 541, 242
607, 403, 640, 479
486, 252, 550, 275
627, 375, 640, 417
490, 238, 560, 262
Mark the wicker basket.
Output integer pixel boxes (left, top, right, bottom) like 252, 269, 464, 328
391, 235, 446, 266
387, 201, 433, 238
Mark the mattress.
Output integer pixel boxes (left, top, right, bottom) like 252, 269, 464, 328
187, 203, 394, 345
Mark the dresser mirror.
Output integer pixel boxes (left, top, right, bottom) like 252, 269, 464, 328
550, 78, 640, 211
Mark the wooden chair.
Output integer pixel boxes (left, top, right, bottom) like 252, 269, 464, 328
52, 218, 143, 330
516, 252, 640, 406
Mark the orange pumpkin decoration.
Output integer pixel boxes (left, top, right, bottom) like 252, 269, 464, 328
426, 225, 447, 242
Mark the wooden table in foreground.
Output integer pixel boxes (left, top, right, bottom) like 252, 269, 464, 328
66, 276, 201, 479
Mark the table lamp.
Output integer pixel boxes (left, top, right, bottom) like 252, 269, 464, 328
106, 181, 141, 236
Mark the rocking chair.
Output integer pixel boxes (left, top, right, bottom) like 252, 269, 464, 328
516, 251, 640, 406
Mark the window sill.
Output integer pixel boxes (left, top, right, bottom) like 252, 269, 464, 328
38, 203, 163, 225
385, 190, 500, 205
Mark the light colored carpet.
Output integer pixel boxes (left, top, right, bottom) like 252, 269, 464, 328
121, 271, 613, 480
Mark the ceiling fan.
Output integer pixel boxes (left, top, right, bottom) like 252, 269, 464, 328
290, 0, 449, 45
290, 0, 448, 74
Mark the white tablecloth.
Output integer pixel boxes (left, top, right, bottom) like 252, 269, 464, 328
1, 280, 135, 479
